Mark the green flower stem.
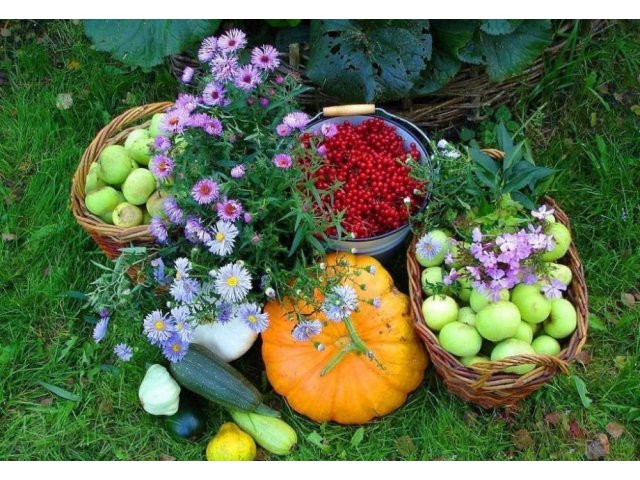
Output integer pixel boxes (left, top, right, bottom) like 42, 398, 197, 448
320, 317, 371, 376
343, 316, 369, 355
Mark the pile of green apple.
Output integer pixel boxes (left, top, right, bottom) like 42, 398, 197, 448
419, 226, 577, 375
84, 114, 167, 227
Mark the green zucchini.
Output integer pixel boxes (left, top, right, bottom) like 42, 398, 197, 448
170, 344, 279, 417
229, 409, 297, 456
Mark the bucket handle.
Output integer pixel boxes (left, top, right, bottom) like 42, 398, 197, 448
322, 104, 376, 117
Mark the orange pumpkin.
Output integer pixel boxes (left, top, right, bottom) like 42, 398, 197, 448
262, 252, 428, 424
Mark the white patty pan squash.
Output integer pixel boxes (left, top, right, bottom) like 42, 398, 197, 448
191, 315, 258, 362
138, 364, 181, 416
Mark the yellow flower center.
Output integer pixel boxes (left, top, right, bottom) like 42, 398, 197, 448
216, 232, 225, 242
155, 321, 164, 331
226, 276, 238, 287
172, 344, 181, 353
175, 272, 182, 280
247, 315, 257, 324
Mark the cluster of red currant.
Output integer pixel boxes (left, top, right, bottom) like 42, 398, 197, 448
311, 119, 425, 239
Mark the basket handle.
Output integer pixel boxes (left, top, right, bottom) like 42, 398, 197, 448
469, 353, 570, 389
323, 104, 376, 117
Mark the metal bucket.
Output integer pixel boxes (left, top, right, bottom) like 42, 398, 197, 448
306, 105, 432, 267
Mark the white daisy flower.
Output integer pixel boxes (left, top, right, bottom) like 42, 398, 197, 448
206, 221, 239, 256
213, 262, 252, 303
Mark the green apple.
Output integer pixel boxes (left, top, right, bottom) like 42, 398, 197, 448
416, 230, 449, 267
541, 223, 571, 261
421, 267, 444, 296
469, 288, 510, 313
544, 298, 577, 339
148, 113, 167, 138
513, 322, 533, 344
531, 335, 561, 356
475, 301, 521, 341
85, 167, 105, 195
491, 339, 536, 374
98, 145, 134, 185
146, 190, 168, 218
124, 129, 153, 165
511, 284, 551, 324
548, 263, 572, 286
113, 202, 143, 227
122, 168, 156, 205
85, 186, 120, 216
422, 294, 459, 331
457, 276, 473, 303
99, 209, 114, 224
438, 322, 482, 357
142, 210, 152, 225
460, 355, 490, 367
530, 322, 542, 335
458, 307, 477, 326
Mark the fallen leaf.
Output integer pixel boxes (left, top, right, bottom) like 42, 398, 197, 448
568, 420, 587, 440
614, 356, 627, 370
597, 83, 609, 94
38, 396, 54, 407
512, 429, 533, 450
464, 410, 479, 426
98, 400, 113, 414
613, 92, 624, 102
55, 93, 73, 110
575, 351, 592, 367
544, 412, 562, 426
159, 454, 176, 461
350, 427, 365, 447
395, 435, 417, 456
306, 431, 330, 452
68, 60, 81, 70
1, 233, 16, 241
606, 422, 624, 439
65, 377, 75, 385
621, 293, 636, 308
254, 448, 268, 461
585, 433, 609, 460
572, 375, 592, 408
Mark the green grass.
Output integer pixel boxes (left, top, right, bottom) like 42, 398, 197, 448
1, 20, 639, 460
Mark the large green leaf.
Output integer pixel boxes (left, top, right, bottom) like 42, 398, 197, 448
83, 20, 220, 69
306, 20, 431, 102
412, 50, 461, 95
480, 20, 523, 35
431, 20, 478, 56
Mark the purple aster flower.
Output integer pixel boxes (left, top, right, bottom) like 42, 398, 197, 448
216, 302, 234, 324
472, 227, 483, 243
162, 333, 189, 363
153, 135, 171, 153
93, 316, 109, 343
150, 217, 168, 244
184, 217, 208, 244
273, 153, 293, 169
160, 108, 190, 135
218, 29, 247, 52
174, 257, 192, 279
216, 198, 244, 222
542, 279, 567, 300
321, 123, 338, 138
203, 117, 223, 136
175, 93, 199, 112
181, 66, 194, 84
416, 233, 445, 263
275, 75, 285, 85
150, 155, 174, 180
443, 268, 459, 286
292, 320, 322, 341
164, 197, 184, 225
213, 262, 252, 303
317, 144, 328, 156
206, 221, 239, 256
251, 234, 260, 244
191, 178, 220, 205
170, 277, 201, 304
150, 258, 167, 284
259, 97, 269, 107
233, 65, 261, 91
143, 310, 174, 346
202, 82, 226, 106
276, 123, 292, 137
235, 303, 270, 333
187, 112, 210, 128
210, 53, 239, 81
231, 164, 246, 179
283, 111, 310, 130
322, 285, 359, 322
251, 44, 280, 71
198, 36, 218, 62
532, 205, 555, 221
113, 343, 133, 361
171, 306, 194, 343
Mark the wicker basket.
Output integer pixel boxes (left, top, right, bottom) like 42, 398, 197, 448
407, 149, 589, 409
70, 102, 173, 259
170, 21, 610, 131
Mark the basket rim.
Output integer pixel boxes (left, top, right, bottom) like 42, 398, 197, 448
407, 148, 589, 407
70, 101, 173, 248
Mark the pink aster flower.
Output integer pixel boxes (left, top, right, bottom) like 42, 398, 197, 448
175, 93, 199, 112
218, 29, 247, 52
216, 198, 244, 222
283, 111, 310, 130
181, 66, 194, 84
233, 64, 261, 91
187, 112, 210, 128
150, 155, 174, 180
321, 122, 338, 138
202, 82, 226, 106
276, 123, 292, 137
191, 179, 220, 205
231, 165, 246, 179
251, 44, 280, 71
210, 53, 239, 81
153, 136, 171, 152
203, 117, 223, 136
198, 36, 218, 62
273, 153, 293, 169
160, 108, 190, 135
